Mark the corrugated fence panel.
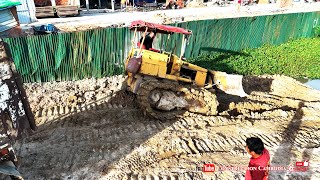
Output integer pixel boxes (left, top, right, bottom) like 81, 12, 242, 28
0, 9, 17, 32
3, 11, 320, 83
16, 0, 37, 24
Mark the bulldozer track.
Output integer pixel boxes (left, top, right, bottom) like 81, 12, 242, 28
137, 79, 218, 120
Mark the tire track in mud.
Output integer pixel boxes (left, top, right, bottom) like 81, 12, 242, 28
170, 121, 319, 156
102, 100, 320, 180
15, 96, 172, 179
34, 92, 135, 126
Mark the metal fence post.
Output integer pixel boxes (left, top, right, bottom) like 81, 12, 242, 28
86, 0, 89, 11
112, 0, 115, 12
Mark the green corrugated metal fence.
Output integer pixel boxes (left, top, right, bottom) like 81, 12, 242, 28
5, 28, 133, 82
163, 11, 320, 57
3, 11, 320, 83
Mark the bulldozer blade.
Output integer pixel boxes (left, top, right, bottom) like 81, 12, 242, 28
211, 71, 248, 97
0, 161, 23, 179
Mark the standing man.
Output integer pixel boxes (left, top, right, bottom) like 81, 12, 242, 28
139, 30, 157, 50
245, 137, 270, 180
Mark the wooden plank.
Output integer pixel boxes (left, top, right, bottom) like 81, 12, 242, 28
56, 6, 79, 17
57, 10, 78, 16
36, 7, 55, 13
35, 6, 55, 18
56, 5, 79, 9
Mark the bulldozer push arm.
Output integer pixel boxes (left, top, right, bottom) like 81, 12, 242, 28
174, 60, 247, 97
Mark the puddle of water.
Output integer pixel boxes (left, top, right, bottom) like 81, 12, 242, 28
296, 78, 320, 91
305, 80, 320, 91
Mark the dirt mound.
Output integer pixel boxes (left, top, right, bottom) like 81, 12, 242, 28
24, 75, 127, 113
13, 74, 320, 179
243, 75, 320, 101
231, 75, 320, 121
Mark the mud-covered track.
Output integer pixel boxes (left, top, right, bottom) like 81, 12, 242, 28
137, 79, 218, 120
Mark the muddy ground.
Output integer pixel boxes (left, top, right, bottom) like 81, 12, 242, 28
11, 74, 320, 179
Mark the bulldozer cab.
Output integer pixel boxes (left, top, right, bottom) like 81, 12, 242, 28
126, 20, 193, 79
129, 20, 191, 59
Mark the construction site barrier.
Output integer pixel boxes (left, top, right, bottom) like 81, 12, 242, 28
3, 11, 320, 82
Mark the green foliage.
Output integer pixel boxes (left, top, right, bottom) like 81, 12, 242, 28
188, 38, 320, 79
315, 26, 320, 37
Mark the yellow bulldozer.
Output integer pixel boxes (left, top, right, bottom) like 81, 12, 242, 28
125, 20, 247, 119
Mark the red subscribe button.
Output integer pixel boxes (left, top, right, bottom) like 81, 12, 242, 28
203, 163, 215, 172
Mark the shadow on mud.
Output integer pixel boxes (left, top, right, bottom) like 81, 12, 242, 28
242, 76, 274, 94
270, 102, 312, 179
216, 76, 274, 114
216, 89, 244, 113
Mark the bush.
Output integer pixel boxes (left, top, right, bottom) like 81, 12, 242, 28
188, 38, 320, 79
315, 26, 320, 37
